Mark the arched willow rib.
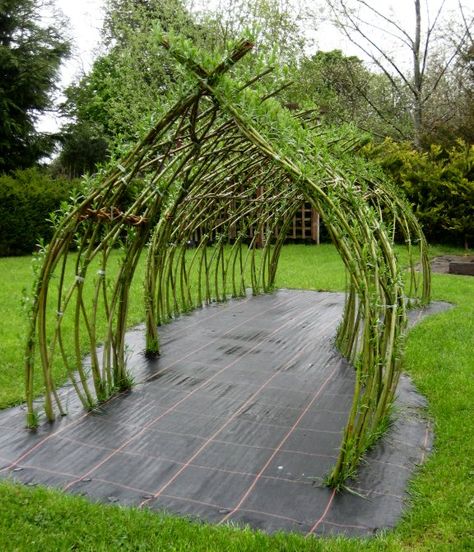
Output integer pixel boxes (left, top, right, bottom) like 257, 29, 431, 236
24, 35, 430, 489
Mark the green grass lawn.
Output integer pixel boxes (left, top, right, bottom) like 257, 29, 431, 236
0, 243, 473, 550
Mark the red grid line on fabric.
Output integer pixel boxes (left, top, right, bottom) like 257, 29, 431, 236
59, 435, 130, 454
52, 413, 150, 432
218, 365, 339, 525
219, 401, 318, 413
306, 488, 336, 536
322, 520, 369, 531
263, 385, 311, 396
187, 462, 254, 479
2, 296, 295, 477
262, 474, 314, 486
292, 426, 342, 437
249, 423, 341, 436
63, 297, 311, 492
10, 463, 76, 479
62, 427, 209, 446
238, 507, 307, 526
223, 507, 371, 533
369, 458, 413, 471
279, 447, 338, 459
208, 439, 339, 460
92, 477, 153, 496
389, 436, 423, 448
304, 408, 349, 415
351, 486, 404, 501
161, 493, 225, 511
168, 407, 343, 435
137, 309, 334, 509
322, 393, 353, 398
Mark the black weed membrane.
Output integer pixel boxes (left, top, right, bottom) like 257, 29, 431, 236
0, 290, 449, 536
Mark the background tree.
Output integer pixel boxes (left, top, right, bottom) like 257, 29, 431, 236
321, 0, 473, 149
58, 0, 306, 176
0, 0, 70, 172
295, 50, 369, 122
54, 122, 108, 179
289, 49, 412, 137
422, 5, 474, 146
57, 0, 205, 176
198, 0, 305, 63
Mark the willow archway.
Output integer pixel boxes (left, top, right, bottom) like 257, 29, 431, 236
24, 35, 430, 488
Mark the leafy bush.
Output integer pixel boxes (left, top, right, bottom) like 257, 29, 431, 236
365, 139, 474, 248
0, 168, 78, 256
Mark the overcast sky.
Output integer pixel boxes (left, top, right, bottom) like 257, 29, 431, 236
38, 0, 105, 132
38, 0, 463, 133
56, 0, 105, 79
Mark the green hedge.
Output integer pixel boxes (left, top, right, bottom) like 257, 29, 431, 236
0, 168, 77, 256
365, 140, 474, 249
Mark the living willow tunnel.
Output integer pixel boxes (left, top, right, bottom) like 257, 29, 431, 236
24, 35, 431, 488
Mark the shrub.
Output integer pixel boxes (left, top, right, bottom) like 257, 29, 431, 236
0, 168, 78, 256
365, 139, 474, 249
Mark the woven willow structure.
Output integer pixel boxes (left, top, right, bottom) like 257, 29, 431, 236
25, 36, 430, 488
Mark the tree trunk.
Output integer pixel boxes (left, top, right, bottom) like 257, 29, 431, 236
412, 0, 423, 149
